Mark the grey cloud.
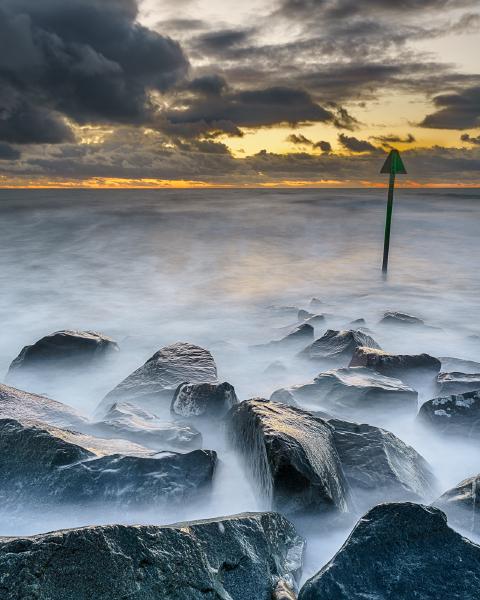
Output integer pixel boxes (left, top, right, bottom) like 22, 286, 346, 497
372, 134, 416, 144
461, 133, 480, 146
0, 142, 20, 161
420, 86, 480, 129
286, 134, 332, 152
338, 134, 377, 153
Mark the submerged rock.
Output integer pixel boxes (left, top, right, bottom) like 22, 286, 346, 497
227, 399, 349, 516
350, 346, 441, 383
329, 419, 437, 505
271, 367, 417, 419
97, 342, 218, 415
255, 324, 314, 352
418, 390, 480, 438
95, 402, 202, 451
379, 311, 424, 327
0, 511, 304, 600
171, 381, 238, 419
298, 502, 480, 600
434, 475, 480, 535
299, 329, 381, 364
437, 371, 480, 395
7, 330, 118, 380
0, 418, 216, 512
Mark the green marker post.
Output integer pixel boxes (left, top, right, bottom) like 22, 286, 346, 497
380, 149, 407, 275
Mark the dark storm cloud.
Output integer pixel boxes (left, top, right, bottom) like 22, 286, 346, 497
0, 0, 188, 143
372, 134, 416, 144
338, 134, 377, 153
193, 28, 253, 53
286, 134, 332, 152
0, 142, 20, 160
420, 86, 480, 129
461, 133, 480, 146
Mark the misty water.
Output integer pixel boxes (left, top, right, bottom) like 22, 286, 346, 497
1, 188, 479, 583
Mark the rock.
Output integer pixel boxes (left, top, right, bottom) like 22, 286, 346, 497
418, 390, 480, 438
309, 298, 324, 309
270, 388, 299, 407
7, 330, 118, 381
264, 360, 287, 376
227, 399, 349, 516
350, 346, 441, 384
328, 419, 437, 505
348, 318, 366, 327
171, 382, 238, 419
0, 418, 216, 512
97, 342, 218, 415
434, 475, 480, 535
297, 309, 314, 321
379, 311, 424, 326
300, 330, 381, 364
0, 512, 304, 600
255, 324, 314, 352
267, 305, 300, 317
298, 502, 480, 600
440, 357, 480, 374
95, 402, 203, 451
437, 372, 480, 395
304, 314, 327, 328
273, 580, 298, 600
0, 383, 87, 430
271, 367, 418, 419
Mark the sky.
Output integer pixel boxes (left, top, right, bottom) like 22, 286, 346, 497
0, 0, 479, 187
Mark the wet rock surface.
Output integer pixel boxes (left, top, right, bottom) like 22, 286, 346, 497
440, 357, 480, 374
0, 418, 216, 512
418, 390, 480, 437
227, 399, 350, 515
437, 371, 480, 395
0, 512, 304, 600
434, 475, 480, 535
171, 381, 238, 419
379, 311, 424, 327
300, 329, 381, 364
98, 342, 218, 414
298, 502, 480, 600
272, 367, 418, 419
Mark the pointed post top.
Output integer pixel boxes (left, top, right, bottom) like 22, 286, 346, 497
380, 149, 407, 175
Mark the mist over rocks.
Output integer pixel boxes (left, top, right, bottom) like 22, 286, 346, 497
271, 367, 418, 420
94, 401, 203, 452
298, 502, 480, 600
418, 390, 480, 438
227, 399, 350, 516
171, 381, 238, 420
299, 329, 381, 364
0, 512, 304, 600
440, 357, 480, 374
7, 330, 118, 384
97, 342, 218, 415
379, 311, 425, 327
0, 418, 216, 513
434, 474, 480, 536
437, 371, 480, 395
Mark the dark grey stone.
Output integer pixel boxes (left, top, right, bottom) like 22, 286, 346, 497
434, 475, 480, 536
97, 342, 218, 415
418, 390, 480, 438
440, 357, 480, 374
437, 372, 480, 395
227, 399, 350, 516
298, 502, 480, 600
171, 382, 238, 419
300, 330, 381, 364
379, 311, 424, 326
0, 512, 304, 600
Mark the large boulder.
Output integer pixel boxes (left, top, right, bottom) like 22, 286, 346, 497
440, 357, 480, 374
298, 502, 480, 600
227, 399, 350, 516
271, 367, 418, 419
94, 402, 203, 451
0, 511, 304, 600
0, 418, 216, 513
7, 330, 118, 381
350, 346, 441, 384
299, 330, 381, 364
418, 390, 480, 438
97, 342, 218, 415
434, 475, 480, 536
171, 382, 238, 420
329, 419, 437, 506
437, 372, 480, 395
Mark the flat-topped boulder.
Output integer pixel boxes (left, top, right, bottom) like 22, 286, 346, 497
7, 330, 118, 381
298, 502, 480, 600
271, 367, 417, 419
171, 381, 238, 419
0, 418, 216, 512
329, 419, 437, 506
437, 372, 480, 395
0, 383, 87, 430
95, 402, 202, 451
433, 474, 480, 535
379, 311, 424, 327
227, 399, 349, 516
418, 390, 480, 438
97, 342, 218, 415
0, 511, 304, 600
440, 357, 480, 374
350, 346, 441, 383
299, 329, 381, 364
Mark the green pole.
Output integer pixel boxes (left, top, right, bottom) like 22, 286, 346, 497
382, 170, 396, 274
